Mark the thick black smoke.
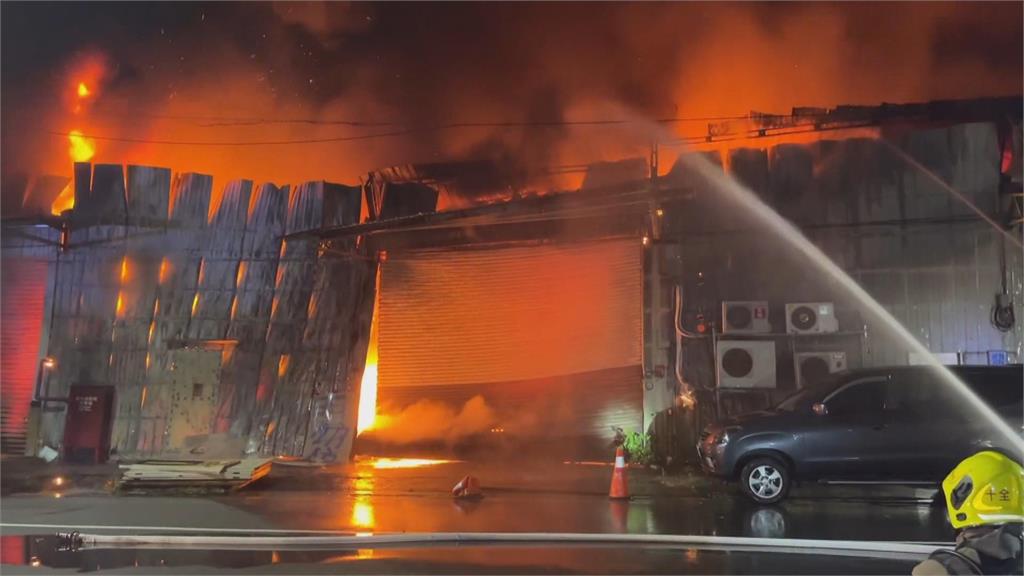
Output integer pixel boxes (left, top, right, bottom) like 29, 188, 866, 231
2, 2, 1021, 213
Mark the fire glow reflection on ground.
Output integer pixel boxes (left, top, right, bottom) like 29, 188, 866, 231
351, 499, 374, 529
357, 457, 456, 469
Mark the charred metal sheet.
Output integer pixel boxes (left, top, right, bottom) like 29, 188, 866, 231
169, 173, 212, 228
126, 166, 171, 226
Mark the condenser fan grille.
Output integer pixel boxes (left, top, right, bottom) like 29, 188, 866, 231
726, 306, 753, 329
790, 305, 817, 331
722, 348, 754, 378
799, 356, 831, 385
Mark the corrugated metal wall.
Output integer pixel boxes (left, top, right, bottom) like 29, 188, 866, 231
668, 121, 1023, 422
10, 163, 370, 462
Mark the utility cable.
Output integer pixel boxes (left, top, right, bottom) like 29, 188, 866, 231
48, 120, 879, 148
78, 105, 757, 128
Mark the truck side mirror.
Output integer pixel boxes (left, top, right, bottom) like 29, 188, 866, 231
812, 402, 828, 416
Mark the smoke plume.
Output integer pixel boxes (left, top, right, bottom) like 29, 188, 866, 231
370, 395, 497, 445
2, 2, 1021, 212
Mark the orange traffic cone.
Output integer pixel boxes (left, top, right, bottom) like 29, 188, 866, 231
452, 475, 483, 499
609, 447, 629, 499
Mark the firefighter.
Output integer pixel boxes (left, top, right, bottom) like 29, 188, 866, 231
913, 450, 1023, 575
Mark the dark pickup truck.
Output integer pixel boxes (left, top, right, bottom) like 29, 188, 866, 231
698, 365, 1023, 503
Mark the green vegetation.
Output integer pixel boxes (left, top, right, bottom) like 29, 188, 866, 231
623, 431, 653, 465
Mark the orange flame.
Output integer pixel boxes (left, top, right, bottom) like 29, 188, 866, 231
357, 360, 378, 434
77, 82, 90, 98
51, 127, 95, 214
158, 258, 170, 284
68, 130, 95, 162
357, 268, 382, 435
367, 458, 452, 470
51, 184, 75, 216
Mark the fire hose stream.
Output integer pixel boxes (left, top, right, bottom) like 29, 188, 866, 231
66, 531, 951, 560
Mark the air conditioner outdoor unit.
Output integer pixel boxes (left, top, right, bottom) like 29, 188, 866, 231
785, 302, 839, 334
717, 340, 776, 389
794, 351, 847, 388
721, 301, 771, 334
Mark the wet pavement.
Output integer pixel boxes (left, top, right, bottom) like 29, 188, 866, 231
0, 457, 954, 573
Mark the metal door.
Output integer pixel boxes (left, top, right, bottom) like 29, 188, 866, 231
164, 349, 222, 451
376, 239, 643, 450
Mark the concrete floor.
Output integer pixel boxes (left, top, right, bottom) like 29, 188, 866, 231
0, 456, 954, 573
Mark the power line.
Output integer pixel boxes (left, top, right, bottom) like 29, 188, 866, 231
195, 115, 756, 129
81, 106, 754, 128
46, 121, 714, 147
47, 127, 423, 146
49, 112, 879, 148
86, 107, 395, 127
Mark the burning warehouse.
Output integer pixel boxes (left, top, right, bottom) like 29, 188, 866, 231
2, 96, 1021, 465
1, 2, 1022, 469
5, 5, 1024, 573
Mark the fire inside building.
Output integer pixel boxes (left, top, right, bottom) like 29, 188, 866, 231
1, 96, 1021, 464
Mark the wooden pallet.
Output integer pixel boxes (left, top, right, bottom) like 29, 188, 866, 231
118, 458, 272, 490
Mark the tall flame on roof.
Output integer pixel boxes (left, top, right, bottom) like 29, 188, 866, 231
52, 70, 101, 215
52, 128, 95, 215
67, 130, 94, 163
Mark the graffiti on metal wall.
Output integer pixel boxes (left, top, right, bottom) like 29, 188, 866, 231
304, 391, 350, 462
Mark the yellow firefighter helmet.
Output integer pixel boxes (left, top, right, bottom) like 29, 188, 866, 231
943, 450, 1024, 530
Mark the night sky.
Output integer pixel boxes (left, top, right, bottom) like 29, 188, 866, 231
2, 2, 1021, 212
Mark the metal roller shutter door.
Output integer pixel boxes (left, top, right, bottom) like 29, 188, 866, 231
377, 238, 643, 443
1, 259, 48, 454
